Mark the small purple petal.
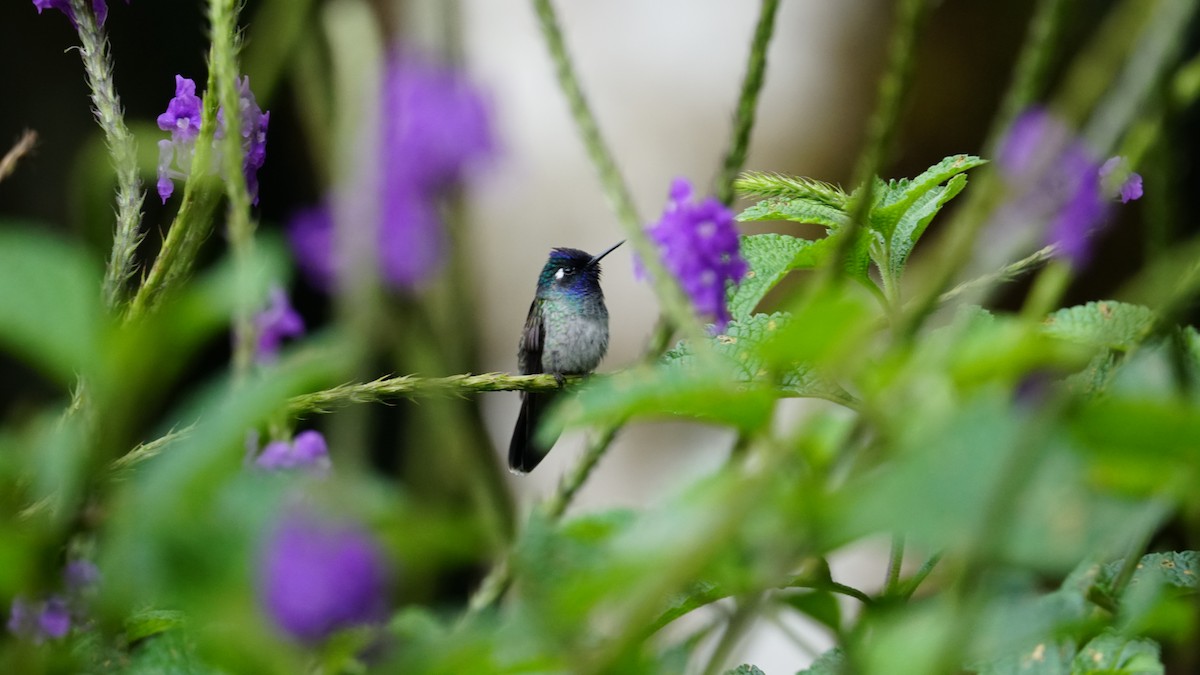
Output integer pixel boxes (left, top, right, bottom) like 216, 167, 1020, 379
157, 76, 203, 141
258, 509, 390, 644
156, 139, 176, 203
37, 598, 71, 639
7, 597, 35, 637
254, 430, 330, 473
254, 287, 305, 364
64, 560, 101, 594
1119, 173, 1143, 203
287, 206, 338, 291
290, 430, 330, 466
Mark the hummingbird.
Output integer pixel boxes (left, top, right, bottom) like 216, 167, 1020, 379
508, 241, 624, 473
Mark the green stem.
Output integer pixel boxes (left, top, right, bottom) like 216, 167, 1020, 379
70, 0, 146, 311
934, 245, 1057, 306
906, 0, 1071, 330
701, 595, 763, 675
461, 322, 675, 619
209, 0, 258, 380
715, 0, 781, 205
125, 87, 222, 321
828, 0, 927, 288
899, 552, 942, 601
988, 0, 1072, 153
884, 533, 905, 596
530, 0, 703, 341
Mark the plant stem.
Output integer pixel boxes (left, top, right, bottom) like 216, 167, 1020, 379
827, 0, 927, 288
0, 130, 37, 183
701, 595, 763, 675
988, 0, 1071, 153
70, 0, 145, 311
125, 85, 222, 322
899, 552, 942, 600
209, 0, 258, 380
934, 245, 1057, 306
715, 0, 781, 205
530, 0, 703, 342
884, 534, 905, 596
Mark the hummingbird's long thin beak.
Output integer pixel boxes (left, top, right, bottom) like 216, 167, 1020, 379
588, 240, 625, 267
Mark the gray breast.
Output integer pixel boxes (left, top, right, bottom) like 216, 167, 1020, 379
542, 314, 609, 374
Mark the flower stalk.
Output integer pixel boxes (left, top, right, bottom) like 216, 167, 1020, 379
69, 0, 145, 310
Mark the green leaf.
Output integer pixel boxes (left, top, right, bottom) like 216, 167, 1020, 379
798, 647, 846, 675
884, 173, 968, 282
724, 665, 766, 675
973, 641, 1076, 675
1042, 301, 1156, 351
0, 224, 103, 384
663, 313, 853, 403
548, 360, 777, 437
124, 609, 187, 643
1101, 551, 1200, 592
1071, 631, 1163, 674
872, 154, 987, 227
783, 590, 841, 634
733, 171, 849, 207
738, 196, 850, 231
727, 234, 836, 319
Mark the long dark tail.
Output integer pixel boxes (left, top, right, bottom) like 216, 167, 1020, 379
508, 391, 561, 473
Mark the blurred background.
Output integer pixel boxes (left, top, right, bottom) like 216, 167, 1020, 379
1, 0, 1196, 670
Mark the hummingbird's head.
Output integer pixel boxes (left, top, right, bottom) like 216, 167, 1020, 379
537, 241, 624, 296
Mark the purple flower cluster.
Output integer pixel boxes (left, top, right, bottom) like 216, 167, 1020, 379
156, 74, 270, 205
288, 50, 493, 292
257, 509, 390, 644
7, 560, 100, 643
32, 0, 125, 26
639, 178, 747, 330
254, 286, 305, 364
254, 430, 330, 474
997, 108, 1142, 267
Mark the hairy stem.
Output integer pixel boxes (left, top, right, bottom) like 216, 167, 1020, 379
530, 0, 703, 341
209, 0, 258, 379
715, 0, 781, 205
70, 0, 146, 310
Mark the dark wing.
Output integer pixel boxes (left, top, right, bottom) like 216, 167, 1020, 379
510, 298, 557, 472
517, 298, 544, 375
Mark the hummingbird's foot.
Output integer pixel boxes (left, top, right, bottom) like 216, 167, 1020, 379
553, 373, 566, 388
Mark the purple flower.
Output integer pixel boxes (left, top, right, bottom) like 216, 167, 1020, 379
287, 206, 337, 290
156, 74, 269, 204
258, 509, 390, 644
254, 430, 331, 474
6, 559, 100, 643
996, 108, 1143, 267
64, 560, 101, 594
7, 596, 70, 642
381, 53, 494, 191
254, 286, 305, 364
288, 50, 493, 292
1099, 156, 1144, 203
639, 178, 747, 330
32, 0, 123, 26
156, 75, 204, 202
377, 189, 443, 288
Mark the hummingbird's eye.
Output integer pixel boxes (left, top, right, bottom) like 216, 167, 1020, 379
555, 267, 574, 281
